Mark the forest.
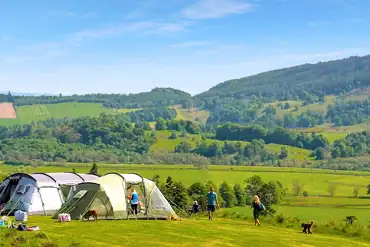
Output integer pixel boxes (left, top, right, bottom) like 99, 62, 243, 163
0, 88, 193, 108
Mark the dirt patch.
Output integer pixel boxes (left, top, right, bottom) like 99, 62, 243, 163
0, 102, 17, 119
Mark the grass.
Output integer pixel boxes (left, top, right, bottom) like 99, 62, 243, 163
151, 130, 312, 161
1, 216, 370, 247
265, 95, 336, 119
0, 102, 139, 126
171, 105, 210, 123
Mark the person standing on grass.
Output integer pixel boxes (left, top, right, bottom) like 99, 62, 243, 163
128, 188, 139, 215
206, 187, 218, 220
251, 195, 264, 226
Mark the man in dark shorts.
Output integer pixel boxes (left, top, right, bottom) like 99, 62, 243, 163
206, 187, 218, 220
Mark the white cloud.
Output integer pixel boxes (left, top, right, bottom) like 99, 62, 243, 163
182, 0, 253, 19
67, 21, 191, 42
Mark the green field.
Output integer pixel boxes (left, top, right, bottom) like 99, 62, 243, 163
152, 130, 313, 161
0, 102, 139, 126
2, 216, 369, 247
266, 95, 336, 119
172, 105, 210, 123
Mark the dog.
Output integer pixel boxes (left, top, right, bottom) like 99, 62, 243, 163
84, 210, 98, 221
167, 216, 182, 221
301, 221, 314, 234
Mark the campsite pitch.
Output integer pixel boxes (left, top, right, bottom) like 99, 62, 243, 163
1, 217, 370, 247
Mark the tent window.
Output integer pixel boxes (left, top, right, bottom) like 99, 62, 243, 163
73, 190, 87, 199
16, 185, 29, 195
0, 185, 4, 194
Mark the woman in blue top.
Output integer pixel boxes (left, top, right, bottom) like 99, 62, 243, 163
128, 188, 139, 215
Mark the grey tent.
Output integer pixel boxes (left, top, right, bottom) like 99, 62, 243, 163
0, 172, 98, 215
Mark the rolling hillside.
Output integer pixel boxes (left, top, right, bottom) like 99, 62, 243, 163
196, 55, 370, 102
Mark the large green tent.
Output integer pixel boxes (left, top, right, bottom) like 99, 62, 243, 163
53, 173, 178, 220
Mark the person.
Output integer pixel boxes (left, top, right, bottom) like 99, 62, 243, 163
192, 201, 200, 214
251, 195, 261, 226
128, 188, 139, 215
206, 187, 218, 220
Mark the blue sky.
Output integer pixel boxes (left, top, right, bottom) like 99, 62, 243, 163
1, 0, 370, 95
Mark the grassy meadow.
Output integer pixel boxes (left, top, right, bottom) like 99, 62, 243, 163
2, 216, 369, 247
172, 105, 210, 123
0, 102, 139, 126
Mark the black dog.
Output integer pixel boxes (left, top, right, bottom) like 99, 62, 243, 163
301, 221, 314, 234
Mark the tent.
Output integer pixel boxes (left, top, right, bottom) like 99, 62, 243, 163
53, 173, 178, 220
0, 172, 99, 216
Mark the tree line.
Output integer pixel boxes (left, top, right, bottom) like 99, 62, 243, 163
153, 174, 284, 215
215, 123, 329, 150
0, 88, 193, 108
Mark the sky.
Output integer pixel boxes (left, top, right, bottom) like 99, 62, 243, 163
1, 0, 370, 95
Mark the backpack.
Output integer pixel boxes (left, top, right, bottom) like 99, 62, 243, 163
259, 203, 265, 211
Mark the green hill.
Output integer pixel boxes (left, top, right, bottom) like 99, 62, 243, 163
196, 55, 370, 102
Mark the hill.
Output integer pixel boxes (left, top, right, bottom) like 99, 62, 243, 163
0, 87, 193, 108
196, 55, 370, 102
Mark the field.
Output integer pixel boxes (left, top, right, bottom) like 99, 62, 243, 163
0, 103, 16, 119
0, 102, 139, 126
172, 105, 210, 123
152, 130, 313, 161
2, 163, 370, 246
1, 216, 369, 247
266, 95, 336, 119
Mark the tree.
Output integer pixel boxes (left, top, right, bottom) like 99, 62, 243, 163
161, 176, 188, 210
168, 131, 177, 140
233, 184, 246, 206
155, 117, 167, 130
187, 182, 207, 209
89, 162, 98, 175
292, 180, 303, 196
245, 175, 264, 196
174, 141, 192, 153
219, 181, 236, 208
279, 147, 288, 159
328, 183, 337, 197
151, 174, 161, 186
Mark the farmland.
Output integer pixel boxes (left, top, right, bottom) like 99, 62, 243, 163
0, 102, 138, 126
0, 103, 16, 119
